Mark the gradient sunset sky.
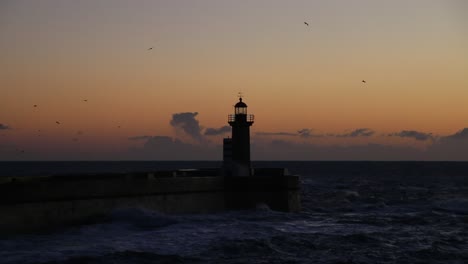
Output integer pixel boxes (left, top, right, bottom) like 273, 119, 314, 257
1, 0, 467, 160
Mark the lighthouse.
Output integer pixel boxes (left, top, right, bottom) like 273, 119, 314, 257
224, 96, 254, 176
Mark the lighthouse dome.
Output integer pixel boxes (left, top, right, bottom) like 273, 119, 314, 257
235, 98, 247, 108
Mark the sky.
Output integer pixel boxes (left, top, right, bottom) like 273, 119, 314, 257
1, 0, 468, 160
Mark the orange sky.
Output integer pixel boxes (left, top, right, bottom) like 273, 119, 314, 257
1, 0, 468, 160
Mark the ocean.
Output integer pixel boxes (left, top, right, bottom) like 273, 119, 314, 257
1, 161, 467, 263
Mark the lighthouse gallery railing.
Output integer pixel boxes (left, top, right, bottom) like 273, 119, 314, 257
228, 114, 254, 122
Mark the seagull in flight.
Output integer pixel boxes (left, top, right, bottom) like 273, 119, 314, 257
304, 22, 309, 26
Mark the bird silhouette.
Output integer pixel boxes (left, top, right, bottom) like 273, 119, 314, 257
56, 121, 61, 125
362, 80, 366, 83
83, 99, 88, 102
304, 22, 309, 26
33, 105, 37, 107
148, 47, 153, 50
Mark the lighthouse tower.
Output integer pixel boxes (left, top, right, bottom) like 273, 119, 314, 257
224, 96, 254, 176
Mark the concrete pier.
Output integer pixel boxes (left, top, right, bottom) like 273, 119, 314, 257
0, 169, 300, 235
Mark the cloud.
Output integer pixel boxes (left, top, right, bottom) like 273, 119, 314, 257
442, 128, 468, 140
297, 129, 324, 138
256, 129, 324, 138
170, 112, 203, 142
388, 130, 434, 141
252, 140, 422, 161
128, 135, 152, 141
256, 131, 297, 136
128, 135, 219, 160
0, 124, 10, 130
425, 128, 468, 161
204, 126, 231, 136
143, 136, 184, 148
252, 127, 468, 160
336, 128, 375, 137
297, 129, 311, 138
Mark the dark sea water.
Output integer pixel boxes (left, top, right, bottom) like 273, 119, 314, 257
1, 161, 468, 264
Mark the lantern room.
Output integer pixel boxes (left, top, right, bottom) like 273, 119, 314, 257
234, 98, 248, 115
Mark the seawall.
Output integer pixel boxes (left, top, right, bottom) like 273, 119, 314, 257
0, 170, 300, 235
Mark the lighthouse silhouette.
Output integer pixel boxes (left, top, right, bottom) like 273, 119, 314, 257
224, 96, 254, 176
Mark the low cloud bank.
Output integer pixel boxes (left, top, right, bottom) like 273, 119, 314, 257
428, 128, 468, 160
256, 128, 324, 138
128, 135, 152, 141
128, 135, 220, 160
388, 130, 434, 141
204, 126, 231, 136
336, 128, 375, 138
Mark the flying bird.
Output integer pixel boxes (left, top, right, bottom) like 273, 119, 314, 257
362, 80, 366, 83
83, 99, 88, 102
55, 121, 61, 125
304, 22, 309, 26
148, 47, 154, 50
33, 105, 37, 107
